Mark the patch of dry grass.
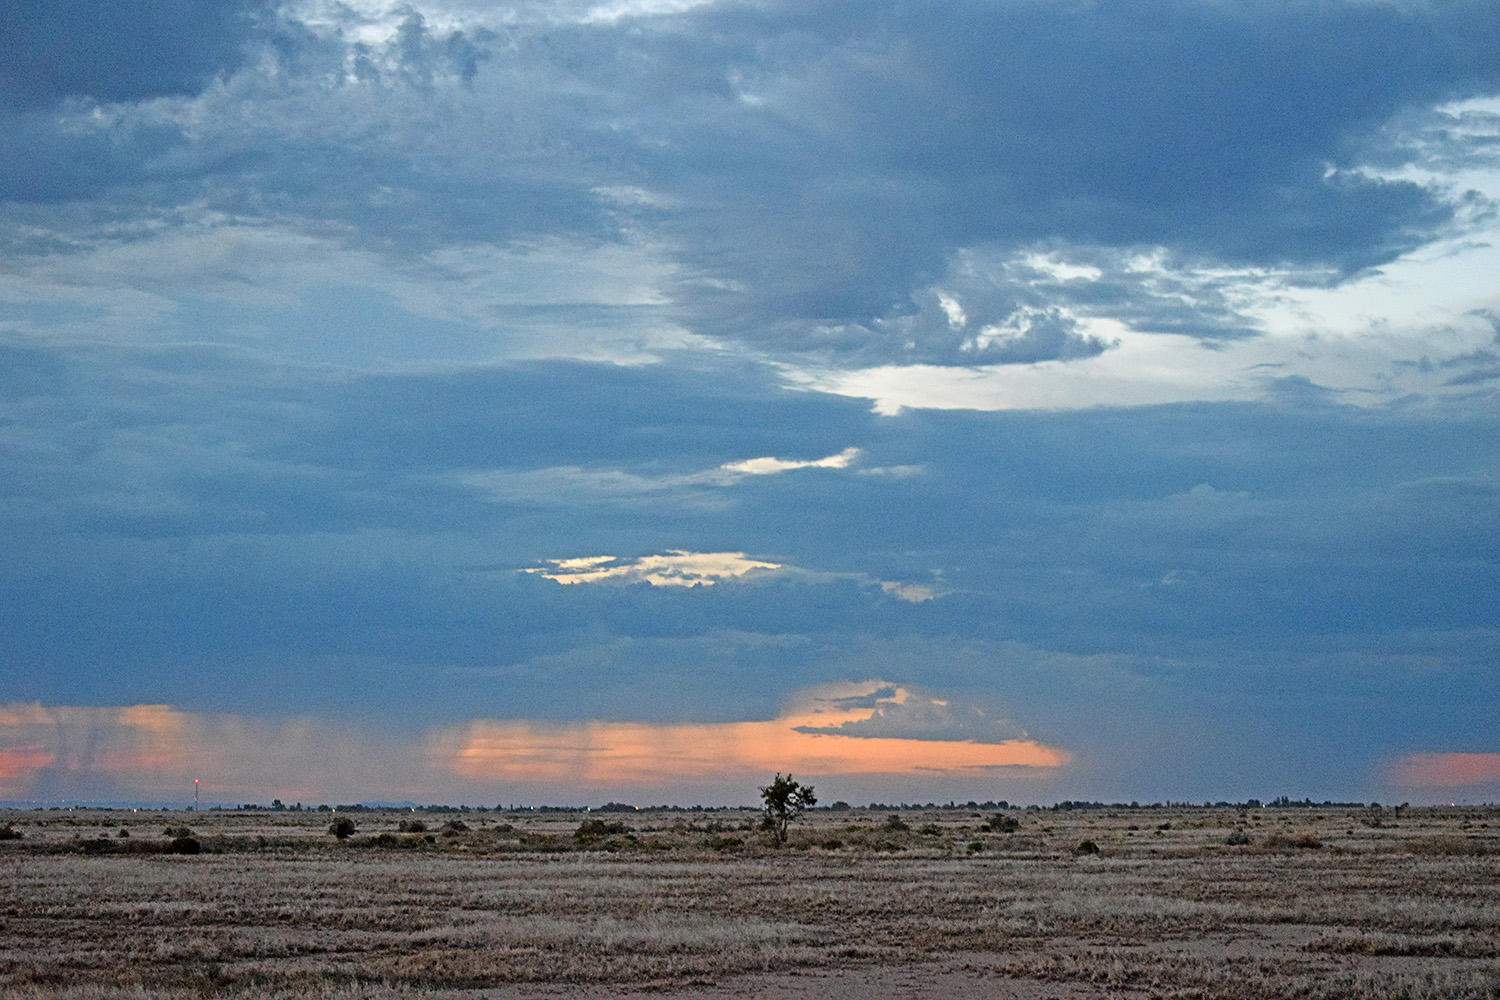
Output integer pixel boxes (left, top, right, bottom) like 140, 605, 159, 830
1, 805, 1497, 998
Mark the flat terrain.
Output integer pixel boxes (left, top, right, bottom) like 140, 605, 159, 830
2, 805, 1497, 998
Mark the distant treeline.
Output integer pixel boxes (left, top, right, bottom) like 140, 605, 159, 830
13, 795, 1420, 813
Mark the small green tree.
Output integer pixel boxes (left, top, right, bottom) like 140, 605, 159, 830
759, 773, 816, 845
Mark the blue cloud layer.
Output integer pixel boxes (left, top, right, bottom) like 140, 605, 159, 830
5, 0, 1498, 363
3, 1, 1499, 801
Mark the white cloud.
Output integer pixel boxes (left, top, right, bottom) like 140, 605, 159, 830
880, 580, 935, 603
523, 550, 782, 587
456, 445, 880, 508
523, 550, 941, 603
936, 292, 967, 329
720, 446, 862, 476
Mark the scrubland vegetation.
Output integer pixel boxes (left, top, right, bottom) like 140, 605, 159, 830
1, 804, 1497, 998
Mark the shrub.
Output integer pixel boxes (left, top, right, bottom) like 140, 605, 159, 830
884, 814, 910, 833
982, 813, 1020, 833
709, 835, 743, 851
820, 838, 844, 851
167, 836, 201, 855
1075, 839, 1100, 855
1224, 829, 1251, 846
440, 819, 469, 835
328, 817, 357, 840
967, 840, 985, 854
918, 823, 942, 836
398, 819, 427, 833
0, 824, 23, 840
116, 828, 130, 838
163, 825, 193, 838
574, 818, 627, 845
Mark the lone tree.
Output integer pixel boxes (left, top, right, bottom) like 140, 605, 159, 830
760, 772, 816, 844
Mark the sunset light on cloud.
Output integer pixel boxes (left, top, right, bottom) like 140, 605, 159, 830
1387, 753, 1500, 789
440, 682, 1067, 786
1, 684, 1065, 804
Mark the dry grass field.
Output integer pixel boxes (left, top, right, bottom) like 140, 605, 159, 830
2, 804, 1497, 998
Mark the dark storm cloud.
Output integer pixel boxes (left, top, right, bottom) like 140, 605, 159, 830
0, 0, 271, 107
4, 0, 1497, 365
628, 0, 1499, 358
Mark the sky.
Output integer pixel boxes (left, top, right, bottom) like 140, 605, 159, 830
2, 0, 1499, 807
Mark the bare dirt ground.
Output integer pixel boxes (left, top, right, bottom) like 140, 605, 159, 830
2, 804, 1497, 998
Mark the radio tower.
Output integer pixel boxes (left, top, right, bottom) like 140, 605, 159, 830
193, 778, 199, 811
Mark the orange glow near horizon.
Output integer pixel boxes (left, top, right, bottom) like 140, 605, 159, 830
0, 748, 56, 789
444, 718, 1066, 784
0, 684, 1070, 801
439, 683, 1070, 784
1388, 752, 1500, 788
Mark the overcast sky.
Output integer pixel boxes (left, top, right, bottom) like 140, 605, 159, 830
3, 0, 1498, 807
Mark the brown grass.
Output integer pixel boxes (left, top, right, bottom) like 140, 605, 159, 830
1, 805, 1497, 998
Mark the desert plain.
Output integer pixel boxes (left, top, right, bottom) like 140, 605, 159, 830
2, 803, 1497, 999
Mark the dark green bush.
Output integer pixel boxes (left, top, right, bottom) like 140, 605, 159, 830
983, 813, 1020, 833
1075, 839, 1100, 855
574, 818, 628, 845
167, 836, 201, 855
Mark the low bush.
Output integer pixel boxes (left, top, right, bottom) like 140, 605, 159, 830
1075, 839, 1100, 855
983, 813, 1020, 833
398, 819, 426, 833
167, 835, 201, 855
0, 823, 22, 840
574, 818, 628, 845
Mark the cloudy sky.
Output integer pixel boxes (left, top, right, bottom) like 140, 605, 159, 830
3, 0, 1498, 807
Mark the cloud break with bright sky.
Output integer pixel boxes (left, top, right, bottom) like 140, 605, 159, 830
2, 0, 1499, 806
